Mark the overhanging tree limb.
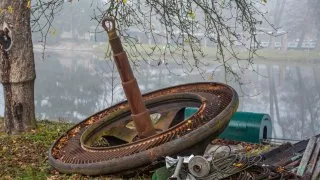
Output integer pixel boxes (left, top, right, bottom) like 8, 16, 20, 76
91, 0, 269, 82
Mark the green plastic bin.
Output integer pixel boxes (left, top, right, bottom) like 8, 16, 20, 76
184, 107, 272, 144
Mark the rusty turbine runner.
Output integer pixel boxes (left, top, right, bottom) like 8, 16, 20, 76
48, 18, 239, 175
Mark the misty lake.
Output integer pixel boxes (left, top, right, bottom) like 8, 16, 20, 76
0, 49, 319, 141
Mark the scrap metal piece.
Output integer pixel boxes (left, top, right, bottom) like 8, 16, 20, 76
49, 19, 239, 176
297, 136, 317, 176
188, 156, 211, 178
166, 155, 194, 169
154, 109, 182, 130
311, 158, 320, 180
283, 154, 302, 169
169, 157, 184, 180
305, 137, 320, 178
166, 156, 179, 169
102, 17, 156, 138
49, 83, 239, 175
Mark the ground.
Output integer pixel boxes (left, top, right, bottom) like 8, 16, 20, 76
0, 117, 276, 180
0, 119, 122, 179
0, 119, 156, 179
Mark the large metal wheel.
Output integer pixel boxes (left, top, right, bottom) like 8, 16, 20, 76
49, 82, 238, 175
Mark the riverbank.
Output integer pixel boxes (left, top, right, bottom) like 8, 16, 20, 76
34, 41, 320, 63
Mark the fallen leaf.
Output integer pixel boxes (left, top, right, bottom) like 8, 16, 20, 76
7, 6, 14, 14
26, 0, 31, 8
233, 163, 243, 168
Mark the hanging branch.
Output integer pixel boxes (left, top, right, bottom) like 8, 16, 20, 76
93, 0, 269, 83
30, 0, 64, 59
27, 0, 269, 82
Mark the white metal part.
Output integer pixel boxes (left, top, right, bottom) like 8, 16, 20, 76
188, 156, 211, 178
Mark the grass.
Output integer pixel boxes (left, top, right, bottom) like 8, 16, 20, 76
0, 118, 276, 179
0, 119, 124, 180
253, 49, 320, 61
0, 119, 153, 179
0, 119, 70, 179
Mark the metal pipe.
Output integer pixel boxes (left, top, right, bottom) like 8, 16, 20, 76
169, 157, 184, 180
102, 17, 156, 138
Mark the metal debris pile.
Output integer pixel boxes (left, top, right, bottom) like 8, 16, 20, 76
260, 136, 320, 180
167, 155, 264, 179
154, 139, 299, 180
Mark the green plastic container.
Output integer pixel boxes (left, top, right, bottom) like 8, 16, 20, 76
184, 108, 272, 143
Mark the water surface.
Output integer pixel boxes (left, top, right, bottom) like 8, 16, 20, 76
1, 50, 319, 141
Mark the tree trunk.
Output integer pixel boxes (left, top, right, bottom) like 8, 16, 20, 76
297, 30, 307, 49
296, 67, 306, 138
0, 0, 36, 134
280, 33, 288, 53
297, 0, 312, 49
315, 28, 320, 50
268, 0, 286, 49
314, 0, 320, 50
268, 66, 277, 138
271, 71, 283, 137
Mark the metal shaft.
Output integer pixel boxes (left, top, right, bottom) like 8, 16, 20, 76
169, 157, 184, 180
102, 18, 156, 138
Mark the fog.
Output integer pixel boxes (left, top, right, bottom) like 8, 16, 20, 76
1, 0, 320, 141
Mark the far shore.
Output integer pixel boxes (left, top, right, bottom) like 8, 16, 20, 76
33, 41, 320, 64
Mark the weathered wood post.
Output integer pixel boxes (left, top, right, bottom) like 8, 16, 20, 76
102, 18, 156, 138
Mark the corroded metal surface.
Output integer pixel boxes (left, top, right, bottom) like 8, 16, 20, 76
188, 156, 211, 177
49, 82, 238, 175
103, 17, 156, 138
